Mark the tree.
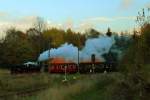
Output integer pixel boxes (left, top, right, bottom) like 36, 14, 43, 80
34, 17, 47, 33
118, 8, 150, 100
0, 28, 36, 65
136, 8, 150, 26
106, 28, 112, 37
86, 28, 101, 38
43, 28, 66, 48
27, 28, 44, 59
27, 17, 47, 58
33, 17, 47, 53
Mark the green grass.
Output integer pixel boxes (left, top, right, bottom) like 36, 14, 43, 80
0, 68, 124, 100
0, 70, 49, 98
68, 73, 122, 100
18, 73, 123, 100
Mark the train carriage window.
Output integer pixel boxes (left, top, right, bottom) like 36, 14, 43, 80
68, 65, 72, 69
59, 65, 61, 69
72, 65, 76, 69
56, 65, 59, 69
61, 65, 65, 69
60, 65, 62, 69
51, 66, 54, 69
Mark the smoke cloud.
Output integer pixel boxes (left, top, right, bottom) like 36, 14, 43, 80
38, 35, 115, 63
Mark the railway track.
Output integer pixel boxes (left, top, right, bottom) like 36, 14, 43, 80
0, 85, 49, 99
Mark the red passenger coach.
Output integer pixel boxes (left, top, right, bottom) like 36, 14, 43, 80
48, 58, 78, 73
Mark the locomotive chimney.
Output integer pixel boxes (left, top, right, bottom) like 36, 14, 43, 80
91, 54, 95, 63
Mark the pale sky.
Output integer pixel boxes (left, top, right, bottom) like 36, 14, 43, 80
0, 0, 150, 36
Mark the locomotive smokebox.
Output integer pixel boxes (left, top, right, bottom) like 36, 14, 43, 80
91, 54, 95, 63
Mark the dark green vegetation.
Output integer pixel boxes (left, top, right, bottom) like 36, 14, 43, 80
117, 23, 150, 100
0, 27, 86, 66
111, 10, 150, 100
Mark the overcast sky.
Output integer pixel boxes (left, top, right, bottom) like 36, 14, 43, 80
0, 0, 150, 36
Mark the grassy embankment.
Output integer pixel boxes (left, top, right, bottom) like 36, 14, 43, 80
3, 68, 148, 100
19, 73, 123, 100
0, 69, 50, 100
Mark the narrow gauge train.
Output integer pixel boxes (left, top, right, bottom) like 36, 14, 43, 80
49, 63, 78, 73
10, 54, 116, 74
44, 54, 116, 74
47, 62, 116, 74
79, 62, 116, 73
10, 62, 116, 74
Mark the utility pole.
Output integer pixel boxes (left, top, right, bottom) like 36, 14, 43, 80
65, 65, 67, 81
78, 47, 79, 72
48, 39, 50, 59
48, 39, 51, 72
62, 65, 68, 82
77, 33, 80, 73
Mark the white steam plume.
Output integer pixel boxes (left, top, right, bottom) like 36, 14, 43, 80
38, 35, 115, 63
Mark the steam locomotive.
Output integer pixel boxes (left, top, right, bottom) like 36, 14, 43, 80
10, 62, 41, 74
